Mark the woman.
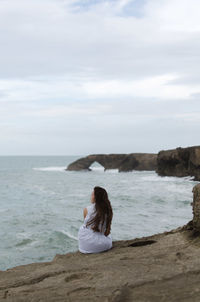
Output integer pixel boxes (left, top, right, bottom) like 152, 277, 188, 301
78, 186, 113, 253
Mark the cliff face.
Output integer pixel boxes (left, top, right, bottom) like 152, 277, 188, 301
66, 146, 200, 180
156, 145, 200, 181
1, 184, 200, 301
66, 153, 157, 172
192, 184, 200, 233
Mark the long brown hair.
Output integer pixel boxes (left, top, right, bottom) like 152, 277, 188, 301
86, 186, 113, 236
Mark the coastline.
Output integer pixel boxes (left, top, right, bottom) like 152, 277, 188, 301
1, 184, 200, 301
0, 222, 196, 301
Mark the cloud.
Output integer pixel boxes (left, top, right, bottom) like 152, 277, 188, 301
0, 0, 199, 81
81, 73, 200, 99
145, 0, 200, 32
0, 0, 200, 154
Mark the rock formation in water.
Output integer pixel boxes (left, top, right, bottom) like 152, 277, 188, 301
156, 145, 200, 181
66, 153, 157, 172
1, 184, 200, 301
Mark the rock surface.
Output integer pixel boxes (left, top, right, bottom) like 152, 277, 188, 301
67, 146, 200, 181
192, 184, 200, 233
1, 184, 200, 301
156, 145, 200, 181
66, 153, 157, 172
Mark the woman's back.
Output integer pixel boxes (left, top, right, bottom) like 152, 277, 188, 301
78, 186, 113, 254
78, 203, 112, 253
84, 203, 107, 234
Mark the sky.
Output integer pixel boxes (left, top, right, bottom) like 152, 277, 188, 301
0, 0, 200, 156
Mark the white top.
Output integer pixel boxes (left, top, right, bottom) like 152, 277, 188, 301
78, 203, 112, 253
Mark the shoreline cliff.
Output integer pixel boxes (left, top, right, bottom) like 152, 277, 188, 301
1, 184, 200, 301
66, 145, 200, 181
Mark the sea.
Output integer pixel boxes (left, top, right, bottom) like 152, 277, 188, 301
0, 155, 198, 271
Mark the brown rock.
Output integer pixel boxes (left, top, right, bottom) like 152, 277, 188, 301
192, 184, 200, 233
66, 153, 157, 172
156, 145, 200, 181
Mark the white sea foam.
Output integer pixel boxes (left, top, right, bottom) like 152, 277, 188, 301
90, 167, 104, 172
90, 167, 118, 173
60, 230, 78, 241
141, 173, 196, 182
105, 169, 119, 173
33, 166, 67, 172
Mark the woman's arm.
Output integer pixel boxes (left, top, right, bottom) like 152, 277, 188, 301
83, 207, 88, 219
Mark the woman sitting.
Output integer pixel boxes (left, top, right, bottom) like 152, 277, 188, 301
78, 186, 113, 253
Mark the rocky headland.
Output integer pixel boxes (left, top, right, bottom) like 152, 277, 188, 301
1, 184, 200, 301
66, 153, 158, 172
156, 145, 200, 181
66, 146, 200, 182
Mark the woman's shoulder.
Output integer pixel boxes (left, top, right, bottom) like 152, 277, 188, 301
87, 203, 94, 209
86, 203, 95, 212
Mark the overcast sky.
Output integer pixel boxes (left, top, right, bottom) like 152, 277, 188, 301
0, 0, 200, 155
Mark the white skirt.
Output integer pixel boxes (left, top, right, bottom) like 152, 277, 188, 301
78, 225, 112, 254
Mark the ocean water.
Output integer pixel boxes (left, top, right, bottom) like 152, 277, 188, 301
0, 155, 198, 271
